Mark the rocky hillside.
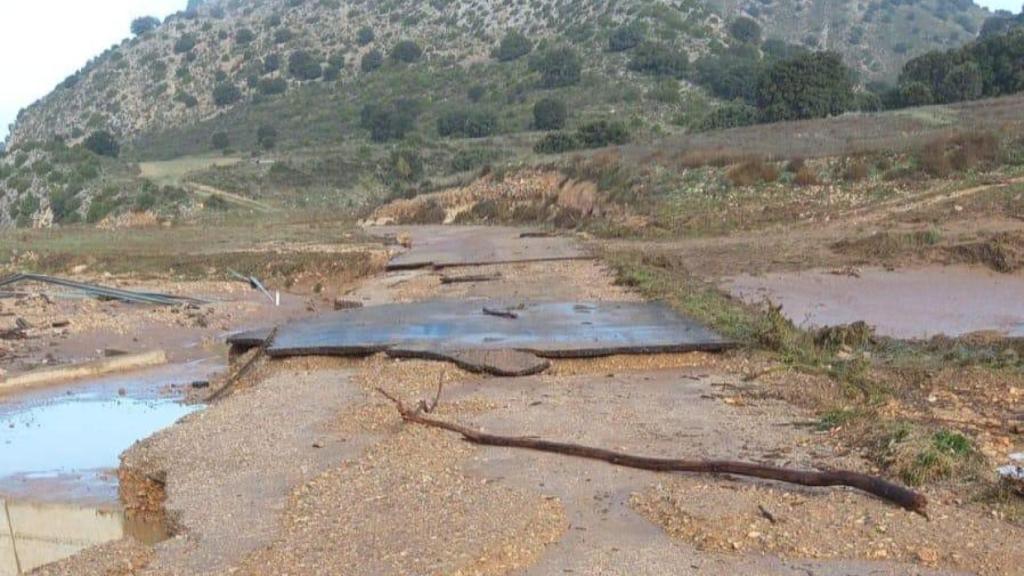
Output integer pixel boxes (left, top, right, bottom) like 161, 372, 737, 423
6, 0, 991, 150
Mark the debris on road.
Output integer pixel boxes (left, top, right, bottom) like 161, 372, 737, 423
1, 350, 168, 391
229, 269, 277, 306
482, 305, 520, 320
440, 273, 503, 285
0, 273, 207, 306
333, 298, 364, 311
379, 385, 929, 516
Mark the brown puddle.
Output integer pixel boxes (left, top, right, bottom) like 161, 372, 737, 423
1, 498, 166, 575
726, 265, 1024, 339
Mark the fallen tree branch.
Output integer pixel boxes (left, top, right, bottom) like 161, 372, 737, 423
482, 306, 520, 320
377, 388, 929, 516
208, 328, 277, 402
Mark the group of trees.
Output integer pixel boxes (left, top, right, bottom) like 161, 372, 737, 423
889, 29, 1024, 107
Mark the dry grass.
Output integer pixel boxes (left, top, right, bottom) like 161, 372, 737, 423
793, 166, 821, 187
842, 160, 870, 182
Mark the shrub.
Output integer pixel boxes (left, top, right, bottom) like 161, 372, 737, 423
534, 132, 580, 154
361, 49, 384, 72
437, 108, 499, 138
467, 85, 486, 102
918, 140, 951, 177
264, 53, 281, 73
494, 31, 533, 61
533, 97, 567, 130
950, 132, 1001, 171
391, 40, 423, 63
174, 90, 199, 108
628, 42, 688, 78
695, 103, 758, 131
576, 120, 630, 148
608, 24, 644, 52
793, 166, 820, 186
83, 131, 120, 157
785, 158, 806, 173
257, 125, 278, 150
728, 17, 762, 44
174, 33, 197, 54
288, 50, 322, 80
258, 77, 288, 95
274, 28, 294, 44
131, 16, 161, 36
211, 131, 231, 150
356, 26, 375, 46
360, 99, 421, 142
727, 159, 779, 186
529, 48, 582, 88
212, 82, 242, 106
842, 160, 870, 182
235, 28, 256, 44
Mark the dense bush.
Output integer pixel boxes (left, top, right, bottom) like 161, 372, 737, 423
755, 51, 854, 121
694, 54, 762, 102
235, 28, 255, 44
360, 99, 421, 142
263, 53, 281, 73
257, 125, 278, 150
83, 131, 119, 157
529, 48, 582, 88
728, 17, 762, 44
437, 108, 499, 138
356, 26, 375, 46
131, 16, 161, 36
288, 50, 322, 80
628, 42, 688, 78
211, 131, 231, 150
174, 33, 197, 54
391, 40, 423, 63
533, 132, 580, 154
494, 31, 533, 62
533, 97, 568, 130
212, 82, 242, 106
695, 103, 759, 131
174, 90, 199, 108
608, 24, 644, 52
576, 120, 630, 148
361, 49, 384, 72
727, 159, 779, 186
258, 77, 288, 95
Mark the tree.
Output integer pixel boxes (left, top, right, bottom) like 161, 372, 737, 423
576, 120, 629, 148
608, 24, 644, 52
361, 49, 384, 72
391, 40, 423, 63
530, 48, 582, 88
695, 103, 759, 131
494, 31, 533, 62
131, 16, 161, 36
694, 54, 762, 102
264, 53, 281, 73
755, 51, 854, 121
258, 77, 288, 95
211, 131, 230, 150
939, 61, 983, 102
257, 125, 278, 150
288, 50, 323, 80
533, 97, 567, 130
628, 42, 688, 78
729, 17, 762, 44
212, 82, 242, 106
357, 26, 375, 46
83, 131, 120, 157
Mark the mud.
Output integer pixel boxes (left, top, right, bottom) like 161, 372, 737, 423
727, 265, 1024, 339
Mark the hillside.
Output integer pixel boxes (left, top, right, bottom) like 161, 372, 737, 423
0, 0, 1002, 228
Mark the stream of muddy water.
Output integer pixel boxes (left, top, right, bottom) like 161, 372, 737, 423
0, 361, 216, 575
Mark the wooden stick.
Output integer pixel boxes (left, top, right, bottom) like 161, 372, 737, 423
482, 306, 519, 320
209, 328, 277, 402
377, 388, 929, 516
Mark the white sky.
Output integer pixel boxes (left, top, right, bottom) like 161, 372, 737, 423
0, 1, 184, 142
0, 0, 1022, 143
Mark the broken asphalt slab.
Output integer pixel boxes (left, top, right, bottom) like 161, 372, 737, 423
228, 300, 732, 368
371, 225, 593, 270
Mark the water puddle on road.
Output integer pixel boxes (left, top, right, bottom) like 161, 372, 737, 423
0, 361, 215, 574
726, 265, 1024, 339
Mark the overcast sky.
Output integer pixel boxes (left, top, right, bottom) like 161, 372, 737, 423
0, 1, 184, 142
1, 0, 1022, 143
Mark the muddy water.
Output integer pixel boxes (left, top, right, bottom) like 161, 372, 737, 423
0, 362, 212, 574
726, 265, 1024, 339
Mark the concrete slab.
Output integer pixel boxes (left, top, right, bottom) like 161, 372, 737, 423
229, 300, 731, 359
372, 225, 591, 270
